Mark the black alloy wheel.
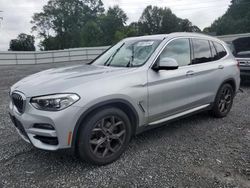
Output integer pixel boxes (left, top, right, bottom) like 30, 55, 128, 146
77, 107, 131, 165
218, 86, 233, 113
211, 83, 234, 118
89, 116, 126, 158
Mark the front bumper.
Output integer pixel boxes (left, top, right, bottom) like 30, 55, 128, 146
9, 96, 83, 151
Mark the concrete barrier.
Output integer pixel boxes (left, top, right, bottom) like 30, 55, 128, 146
0, 46, 109, 65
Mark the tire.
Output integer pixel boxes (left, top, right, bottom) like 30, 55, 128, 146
211, 83, 234, 118
77, 107, 132, 165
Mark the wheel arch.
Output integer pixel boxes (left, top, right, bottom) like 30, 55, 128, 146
220, 78, 237, 94
72, 99, 139, 151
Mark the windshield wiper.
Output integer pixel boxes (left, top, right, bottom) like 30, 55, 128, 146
104, 43, 125, 66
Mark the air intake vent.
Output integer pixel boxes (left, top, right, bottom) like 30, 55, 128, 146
12, 93, 25, 113
34, 135, 58, 145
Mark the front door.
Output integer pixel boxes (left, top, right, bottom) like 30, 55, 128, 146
147, 38, 201, 123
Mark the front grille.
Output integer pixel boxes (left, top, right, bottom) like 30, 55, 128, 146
12, 93, 24, 113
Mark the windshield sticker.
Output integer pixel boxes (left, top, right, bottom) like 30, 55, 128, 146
136, 41, 154, 47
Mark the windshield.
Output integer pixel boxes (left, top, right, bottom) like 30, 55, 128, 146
92, 39, 161, 67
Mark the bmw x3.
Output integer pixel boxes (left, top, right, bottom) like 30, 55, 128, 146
9, 33, 240, 165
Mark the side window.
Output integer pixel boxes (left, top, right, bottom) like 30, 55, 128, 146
213, 42, 227, 60
192, 39, 212, 64
159, 38, 191, 67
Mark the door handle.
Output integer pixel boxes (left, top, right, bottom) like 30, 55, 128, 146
186, 70, 195, 76
218, 65, 224, 69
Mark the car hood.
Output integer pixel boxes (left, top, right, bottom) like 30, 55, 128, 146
11, 64, 134, 97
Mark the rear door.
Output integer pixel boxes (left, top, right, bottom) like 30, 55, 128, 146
189, 38, 225, 105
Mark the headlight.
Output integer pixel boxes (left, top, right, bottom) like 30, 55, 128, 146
30, 93, 80, 111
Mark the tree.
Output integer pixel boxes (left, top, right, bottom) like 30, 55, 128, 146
204, 0, 250, 35
179, 19, 201, 32
9, 33, 35, 51
111, 6, 201, 42
31, 0, 105, 50
81, 20, 103, 46
39, 36, 61, 50
31, 2, 202, 50
138, 6, 167, 35
138, 6, 200, 35
113, 26, 138, 43
98, 6, 128, 45
31, 1, 130, 49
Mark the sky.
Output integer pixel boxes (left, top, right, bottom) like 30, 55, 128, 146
0, 0, 231, 51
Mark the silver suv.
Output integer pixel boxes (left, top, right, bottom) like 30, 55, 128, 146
9, 33, 240, 165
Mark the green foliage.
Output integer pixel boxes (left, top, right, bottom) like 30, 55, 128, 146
138, 6, 200, 35
98, 5, 128, 45
9, 33, 35, 51
31, 1, 200, 50
31, 0, 104, 50
113, 26, 138, 43
204, 0, 250, 35
81, 20, 103, 46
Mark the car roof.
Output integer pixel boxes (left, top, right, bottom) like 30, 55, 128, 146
125, 34, 167, 41
125, 32, 224, 43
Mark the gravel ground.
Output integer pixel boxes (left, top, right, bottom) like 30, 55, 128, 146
0, 62, 249, 188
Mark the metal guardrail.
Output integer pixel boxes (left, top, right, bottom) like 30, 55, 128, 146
0, 46, 110, 65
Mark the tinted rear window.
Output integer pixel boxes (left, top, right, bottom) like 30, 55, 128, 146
213, 42, 227, 60
192, 39, 212, 64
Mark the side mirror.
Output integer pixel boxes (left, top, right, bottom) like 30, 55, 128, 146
153, 58, 179, 71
